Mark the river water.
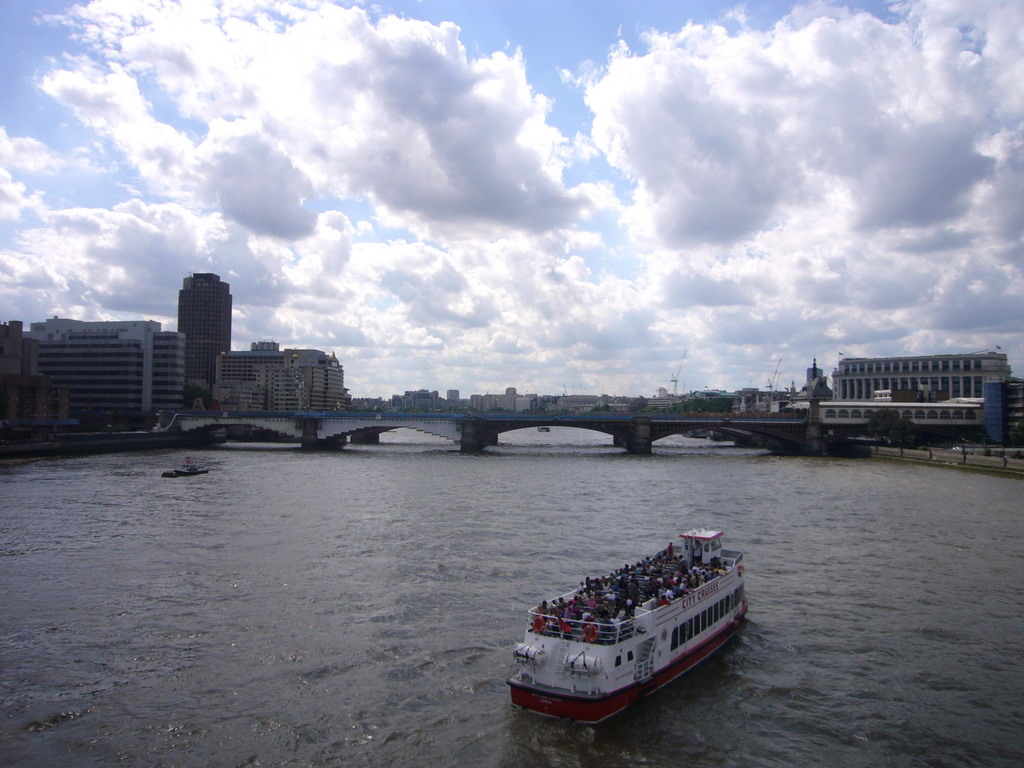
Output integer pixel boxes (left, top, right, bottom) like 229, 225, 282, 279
1, 430, 1022, 767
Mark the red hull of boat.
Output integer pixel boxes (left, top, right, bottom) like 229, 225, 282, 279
508, 603, 745, 724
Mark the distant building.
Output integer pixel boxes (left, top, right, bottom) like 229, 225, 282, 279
734, 387, 772, 413
790, 359, 834, 405
26, 318, 184, 415
394, 389, 441, 411
178, 272, 232, 389
468, 387, 523, 412
831, 351, 1010, 401
350, 396, 388, 411
555, 394, 600, 413
1, 320, 69, 421
214, 342, 349, 411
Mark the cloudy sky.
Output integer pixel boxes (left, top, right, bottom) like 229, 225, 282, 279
2, 0, 1021, 398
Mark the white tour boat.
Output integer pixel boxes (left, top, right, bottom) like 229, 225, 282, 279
507, 528, 747, 723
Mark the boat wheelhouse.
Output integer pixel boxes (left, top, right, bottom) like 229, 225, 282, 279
507, 528, 746, 723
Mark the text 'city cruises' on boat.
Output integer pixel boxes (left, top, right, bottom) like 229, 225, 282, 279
507, 528, 747, 724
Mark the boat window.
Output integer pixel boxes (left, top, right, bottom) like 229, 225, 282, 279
671, 627, 678, 650
627, 651, 634, 661
615, 655, 622, 667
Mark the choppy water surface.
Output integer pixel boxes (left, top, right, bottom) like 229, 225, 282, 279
1, 430, 1022, 767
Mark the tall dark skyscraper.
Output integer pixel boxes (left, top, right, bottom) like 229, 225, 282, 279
177, 272, 232, 390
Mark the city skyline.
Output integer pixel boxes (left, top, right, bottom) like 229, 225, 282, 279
2, 0, 1022, 398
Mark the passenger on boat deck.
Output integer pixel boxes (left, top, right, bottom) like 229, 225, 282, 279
534, 542, 727, 631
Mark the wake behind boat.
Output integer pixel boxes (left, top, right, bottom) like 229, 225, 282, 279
507, 528, 747, 723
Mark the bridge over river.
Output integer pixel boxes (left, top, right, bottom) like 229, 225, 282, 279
168, 401, 985, 455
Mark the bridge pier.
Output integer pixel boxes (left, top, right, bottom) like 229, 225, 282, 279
459, 419, 493, 452
349, 430, 381, 444
625, 416, 653, 454
301, 419, 346, 450
802, 400, 824, 456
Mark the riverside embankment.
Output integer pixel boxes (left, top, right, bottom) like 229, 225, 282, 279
873, 444, 1024, 475
0, 430, 213, 460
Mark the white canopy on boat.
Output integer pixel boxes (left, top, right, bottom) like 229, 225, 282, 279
679, 528, 723, 541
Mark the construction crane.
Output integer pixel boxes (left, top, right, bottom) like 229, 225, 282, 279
671, 351, 688, 396
767, 358, 782, 392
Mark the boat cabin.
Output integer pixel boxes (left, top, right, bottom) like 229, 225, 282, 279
679, 528, 724, 566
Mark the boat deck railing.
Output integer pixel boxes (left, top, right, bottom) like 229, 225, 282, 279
528, 610, 639, 645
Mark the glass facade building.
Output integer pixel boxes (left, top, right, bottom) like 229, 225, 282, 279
27, 318, 184, 414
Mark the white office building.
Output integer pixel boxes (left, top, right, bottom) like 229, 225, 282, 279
830, 351, 1011, 401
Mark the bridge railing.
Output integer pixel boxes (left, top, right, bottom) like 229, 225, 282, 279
170, 409, 806, 423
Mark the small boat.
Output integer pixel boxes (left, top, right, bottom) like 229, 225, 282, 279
163, 456, 209, 477
507, 528, 746, 723
537, 426, 551, 432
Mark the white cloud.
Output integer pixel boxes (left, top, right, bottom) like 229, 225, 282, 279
0, 170, 40, 221
2, 0, 1020, 396
585, 5, 1015, 248
46, 0, 590, 242
206, 133, 317, 239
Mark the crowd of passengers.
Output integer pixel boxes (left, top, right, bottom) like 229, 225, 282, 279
533, 541, 730, 637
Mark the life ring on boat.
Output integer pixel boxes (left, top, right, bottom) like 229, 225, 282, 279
532, 615, 546, 634
583, 623, 599, 643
